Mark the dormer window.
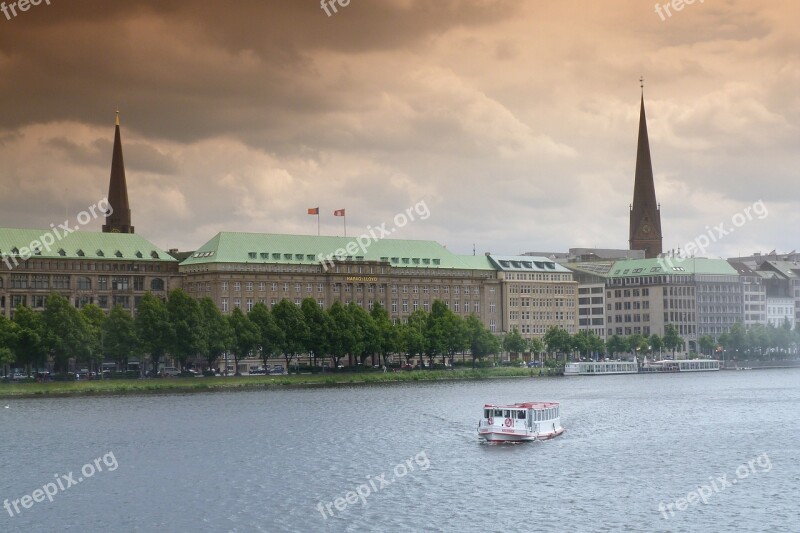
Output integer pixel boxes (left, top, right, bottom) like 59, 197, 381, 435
76, 249, 85, 257
135, 251, 143, 258
115, 250, 123, 258
150, 251, 159, 259
58, 249, 66, 257
96, 250, 105, 257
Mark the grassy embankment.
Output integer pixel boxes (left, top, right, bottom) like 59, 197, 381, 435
0, 367, 554, 398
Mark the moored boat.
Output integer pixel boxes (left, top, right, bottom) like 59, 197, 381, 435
640, 358, 720, 372
477, 402, 565, 443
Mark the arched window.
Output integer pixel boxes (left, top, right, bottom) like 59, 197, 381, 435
150, 278, 165, 291
0, 277, 3, 289
77, 277, 92, 290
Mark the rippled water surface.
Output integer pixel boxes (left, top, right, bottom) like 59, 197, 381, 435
2, 369, 799, 532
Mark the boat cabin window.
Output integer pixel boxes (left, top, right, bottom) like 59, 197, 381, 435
516, 410, 526, 420
484, 409, 491, 418
493, 409, 503, 417
503, 410, 511, 418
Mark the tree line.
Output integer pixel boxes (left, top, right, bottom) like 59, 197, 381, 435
2, 291, 797, 377
0, 290, 502, 376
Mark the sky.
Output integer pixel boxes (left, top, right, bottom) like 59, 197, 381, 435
0, 0, 798, 258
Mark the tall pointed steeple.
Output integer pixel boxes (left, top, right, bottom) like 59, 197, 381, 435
102, 110, 134, 234
629, 81, 661, 258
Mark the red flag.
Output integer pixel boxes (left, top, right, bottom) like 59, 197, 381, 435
307, 207, 319, 215
333, 209, 345, 216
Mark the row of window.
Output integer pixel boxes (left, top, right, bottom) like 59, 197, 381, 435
0, 275, 165, 291
218, 297, 488, 315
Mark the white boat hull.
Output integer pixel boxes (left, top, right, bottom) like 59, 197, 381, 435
478, 427, 565, 443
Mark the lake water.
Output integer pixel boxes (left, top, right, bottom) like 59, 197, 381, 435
1, 369, 799, 532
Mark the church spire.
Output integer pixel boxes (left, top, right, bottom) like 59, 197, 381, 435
102, 110, 134, 234
629, 83, 662, 258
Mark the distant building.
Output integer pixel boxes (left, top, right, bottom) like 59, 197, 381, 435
564, 262, 614, 340
605, 258, 740, 354
728, 262, 766, 328
486, 255, 578, 340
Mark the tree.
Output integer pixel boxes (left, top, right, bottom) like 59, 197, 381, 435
698, 335, 715, 357
663, 324, 683, 357
465, 314, 500, 367
606, 334, 625, 357
503, 327, 527, 357
167, 289, 206, 370
443, 313, 469, 366
649, 334, 664, 357
80, 304, 107, 374
0, 315, 18, 375
328, 301, 355, 369
401, 310, 428, 367
348, 302, 378, 366
528, 337, 545, 363
199, 298, 231, 372
227, 307, 259, 375
370, 302, 398, 367
250, 302, 284, 370
104, 305, 139, 371
136, 292, 174, 375
42, 293, 90, 373
272, 299, 310, 372
543, 326, 571, 362
12, 306, 45, 374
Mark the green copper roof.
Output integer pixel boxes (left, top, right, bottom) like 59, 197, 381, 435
180, 232, 496, 271
488, 255, 572, 273
0, 228, 176, 262
608, 257, 738, 278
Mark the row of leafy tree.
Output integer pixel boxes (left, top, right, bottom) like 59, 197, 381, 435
0, 290, 504, 375
700, 321, 800, 359
500, 324, 684, 360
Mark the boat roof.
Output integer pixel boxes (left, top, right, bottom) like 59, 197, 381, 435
483, 402, 559, 409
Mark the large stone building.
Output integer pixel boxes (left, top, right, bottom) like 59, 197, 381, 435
605, 258, 739, 352
0, 230, 181, 318
179, 232, 503, 329
486, 255, 578, 340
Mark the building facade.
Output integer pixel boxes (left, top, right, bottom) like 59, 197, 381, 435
487, 255, 578, 340
0, 229, 181, 318
180, 232, 503, 330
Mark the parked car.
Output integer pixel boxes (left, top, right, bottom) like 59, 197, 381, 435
527, 361, 542, 368
269, 365, 285, 375
159, 367, 181, 377
249, 367, 266, 375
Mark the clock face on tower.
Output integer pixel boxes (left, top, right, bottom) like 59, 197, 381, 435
641, 223, 651, 235
111, 228, 120, 233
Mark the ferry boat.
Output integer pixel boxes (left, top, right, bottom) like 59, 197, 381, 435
564, 360, 638, 376
641, 359, 720, 372
477, 402, 564, 443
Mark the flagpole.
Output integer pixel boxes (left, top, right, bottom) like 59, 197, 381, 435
343, 212, 347, 238
317, 212, 320, 236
